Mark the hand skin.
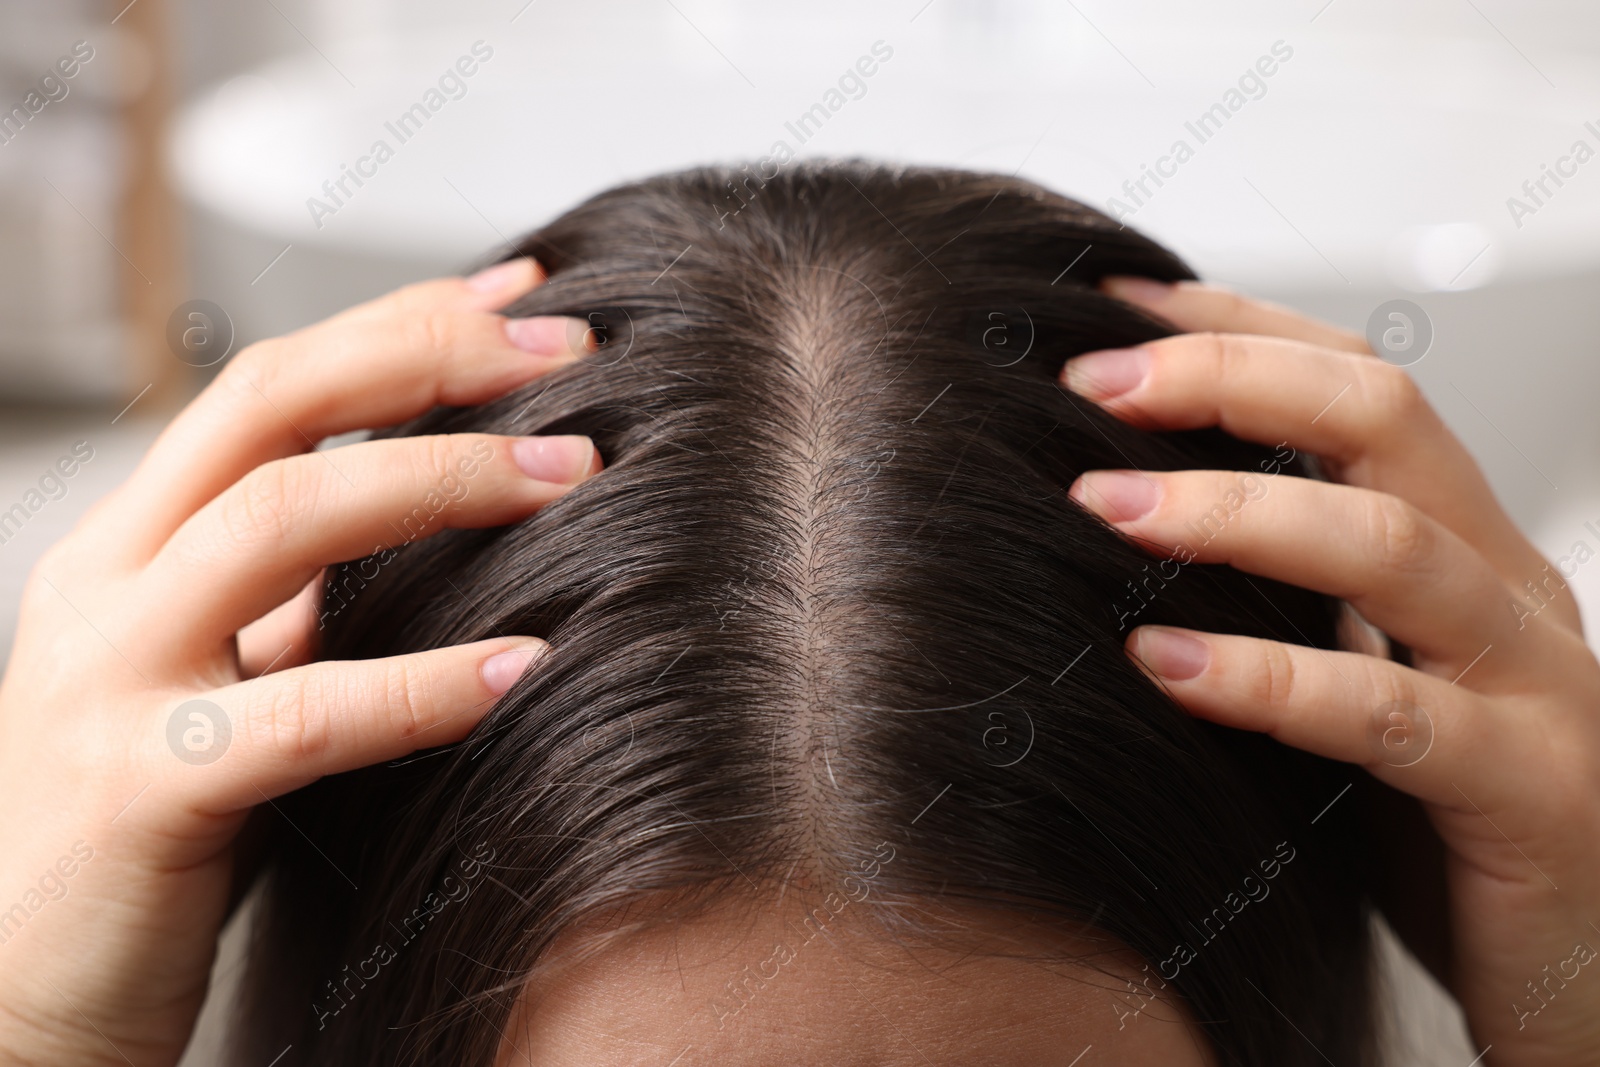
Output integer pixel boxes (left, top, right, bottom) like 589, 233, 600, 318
1065, 277, 1600, 1066
0, 259, 602, 1066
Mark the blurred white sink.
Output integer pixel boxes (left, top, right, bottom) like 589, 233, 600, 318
168, 3, 1600, 291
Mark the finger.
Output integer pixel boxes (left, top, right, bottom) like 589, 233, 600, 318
236, 575, 321, 678
1070, 469, 1552, 684
1101, 277, 1371, 354
144, 433, 600, 648
160, 637, 546, 813
106, 259, 594, 562
1123, 625, 1523, 811
1059, 333, 1569, 628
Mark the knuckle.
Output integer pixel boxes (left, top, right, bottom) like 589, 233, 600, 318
75, 492, 116, 529
19, 538, 108, 622
422, 433, 468, 482
1212, 332, 1253, 381
1154, 331, 1228, 388
1368, 668, 1419, 715
1331, 324, 1369, 352
383, 657, 434, 743
221, 337, 285, 387
1254, 640, 1300, 715
1545, 733, 1599, 816
219, 460, 308, 548
411, 307, 464, 360
1360, 363, 1427, 430
1366, 494, 1436, 579
396, 435, 477, 528
26, 538, 72, 584
17, 546, 68, 614
1207, 285, 1248, 324
255, 682, 330, 764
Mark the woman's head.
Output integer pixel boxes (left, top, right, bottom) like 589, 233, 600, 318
238, 160, 1376, 1065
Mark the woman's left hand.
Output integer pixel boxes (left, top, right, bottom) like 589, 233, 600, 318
1062, 277, 1600, 1066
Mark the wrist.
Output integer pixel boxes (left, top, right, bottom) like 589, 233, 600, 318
0, 991, 146, 1067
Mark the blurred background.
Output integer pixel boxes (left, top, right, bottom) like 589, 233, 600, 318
3, 0, 1599, 1060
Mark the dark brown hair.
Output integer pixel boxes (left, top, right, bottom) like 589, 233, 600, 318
235, 160, 1376, 1066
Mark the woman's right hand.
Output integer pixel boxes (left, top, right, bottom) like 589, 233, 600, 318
0, 259, 600, 1066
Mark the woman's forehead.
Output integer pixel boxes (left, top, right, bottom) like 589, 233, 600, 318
498, 892, 1213, 1067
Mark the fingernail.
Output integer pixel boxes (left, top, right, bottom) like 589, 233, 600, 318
482, 642, 546, 695
505, 316, 590, 357
1070, 471, 1160, 522
1062, 346, 1150, 400
466, 257, 538, 294
1102, 276, 1173, 304
1133, 627, 1210, 681
512, 435, 596, 484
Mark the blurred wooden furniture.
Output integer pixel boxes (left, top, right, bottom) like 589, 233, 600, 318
115, 0, 189, 410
